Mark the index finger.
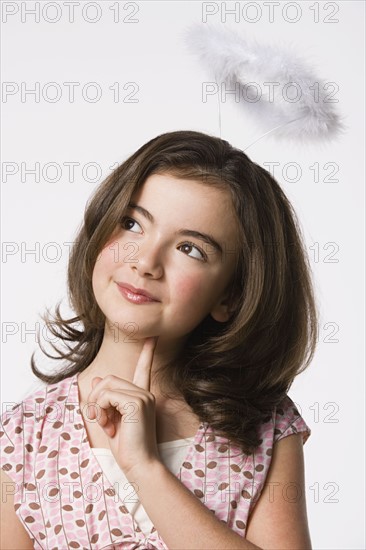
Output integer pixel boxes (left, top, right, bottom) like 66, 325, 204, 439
132, 336, 158, 391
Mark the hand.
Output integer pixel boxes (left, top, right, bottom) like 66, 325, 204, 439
86, 336, 161, 479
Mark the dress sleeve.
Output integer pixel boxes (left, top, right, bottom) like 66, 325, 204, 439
273, 395, 311, 445
0, 400, 25, 486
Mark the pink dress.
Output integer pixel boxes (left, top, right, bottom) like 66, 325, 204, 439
0, 372, 311, 549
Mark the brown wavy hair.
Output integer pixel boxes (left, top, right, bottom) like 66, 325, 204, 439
31, 130, 319, 454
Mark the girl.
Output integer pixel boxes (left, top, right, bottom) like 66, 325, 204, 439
1, 130, 317, 550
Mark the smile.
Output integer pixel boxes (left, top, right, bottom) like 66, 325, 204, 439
116, 284, 159, 305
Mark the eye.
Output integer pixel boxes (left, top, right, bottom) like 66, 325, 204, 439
120, 216, 142, 233
120, 217, 207, 262
178, 242, 207, 262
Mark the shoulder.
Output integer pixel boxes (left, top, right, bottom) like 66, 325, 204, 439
243, 395, 312, 547
0, 374, 76, 485
241, 394, 311, 514
272, 394, 311, 445
245, 430, 312, 548
258, 394, 311, 448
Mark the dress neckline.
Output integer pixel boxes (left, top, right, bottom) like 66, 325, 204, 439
92, 435, 195, 455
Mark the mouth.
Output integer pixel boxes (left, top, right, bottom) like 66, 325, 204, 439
115, 282, 160, 304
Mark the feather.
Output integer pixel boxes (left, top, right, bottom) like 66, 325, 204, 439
183, 23, 345, 142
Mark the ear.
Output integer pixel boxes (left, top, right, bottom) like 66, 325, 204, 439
210, 291, 234, 323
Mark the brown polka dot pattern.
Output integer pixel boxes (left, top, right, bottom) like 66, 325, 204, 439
0, 374, 311, 548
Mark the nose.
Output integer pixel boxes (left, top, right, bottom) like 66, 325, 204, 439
129, 237, 164, 278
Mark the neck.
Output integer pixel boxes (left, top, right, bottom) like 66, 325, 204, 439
79, 321, 187, 402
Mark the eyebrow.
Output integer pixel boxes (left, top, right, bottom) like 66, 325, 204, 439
127, 202, 223, 256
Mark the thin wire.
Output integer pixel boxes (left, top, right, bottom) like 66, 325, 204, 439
214, 72, 222, 138
243, 117, 302, 152
213, 72, 301, 149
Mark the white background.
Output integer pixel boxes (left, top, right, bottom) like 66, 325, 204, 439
1, 1, 365, 548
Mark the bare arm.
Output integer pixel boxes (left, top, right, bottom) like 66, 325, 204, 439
126, 433, 311, 550
244, 433, 312, 549
0, 468, 34, 550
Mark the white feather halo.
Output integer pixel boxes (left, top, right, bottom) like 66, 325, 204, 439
183, 23, 345, 143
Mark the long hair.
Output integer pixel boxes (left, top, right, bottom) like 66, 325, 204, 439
31, 130, 319, 454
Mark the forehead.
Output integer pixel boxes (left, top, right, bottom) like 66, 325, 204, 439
130, 173, 240, 247
132, 173, 237, 225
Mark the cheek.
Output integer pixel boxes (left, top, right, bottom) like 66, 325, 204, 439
92, 246, 116, 291
173, 273, 208, 304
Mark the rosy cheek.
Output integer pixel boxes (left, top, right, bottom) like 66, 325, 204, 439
175, 275, 205, 301
95, 243, 118, 268
92, 245, 115, 291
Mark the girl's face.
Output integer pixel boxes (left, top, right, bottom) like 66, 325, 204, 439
92, 173, 240, 343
